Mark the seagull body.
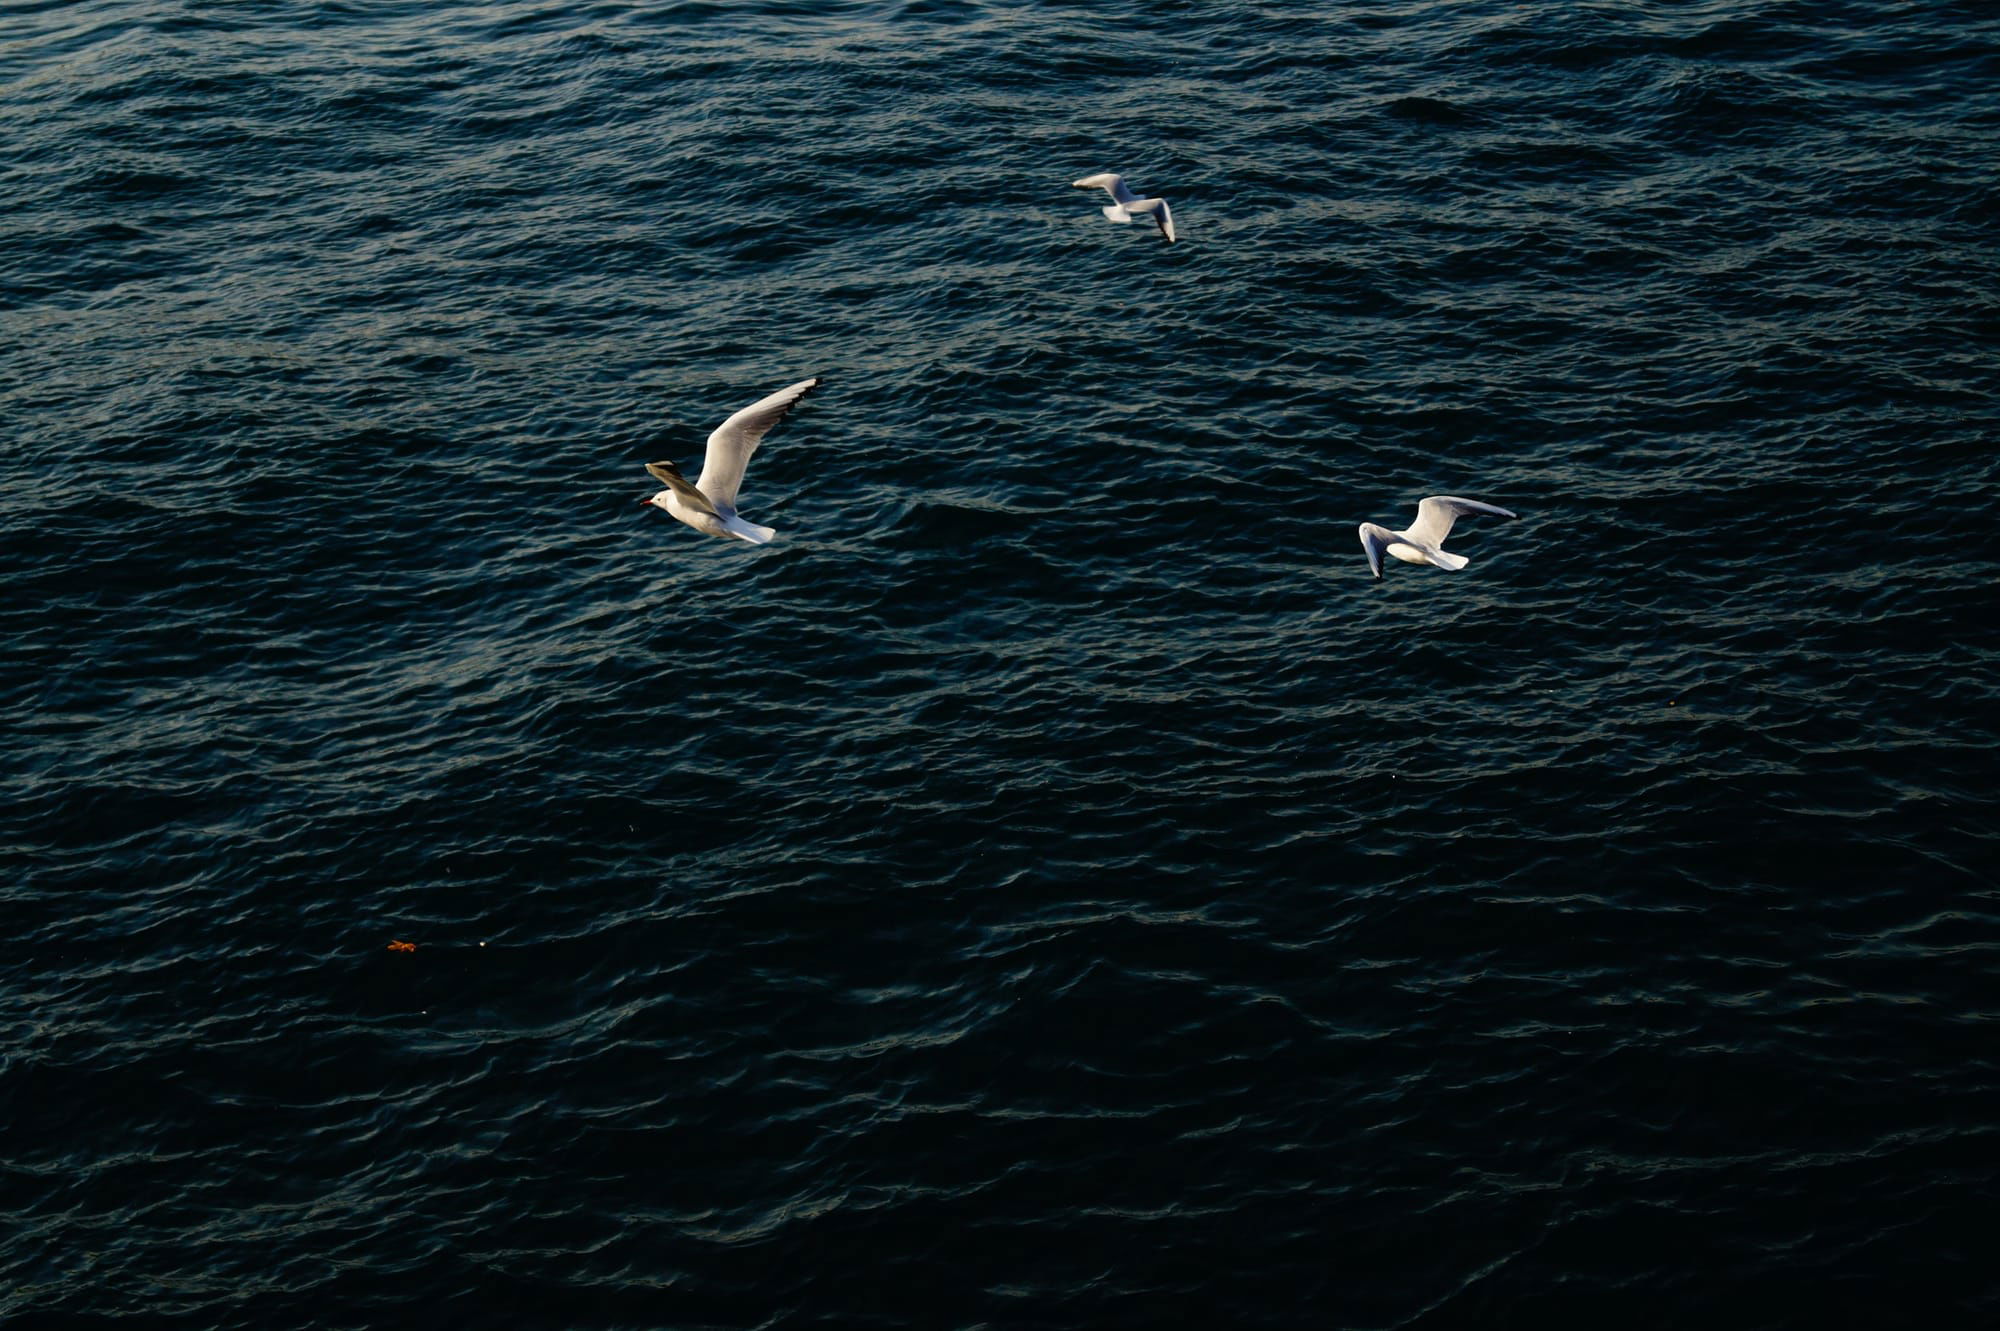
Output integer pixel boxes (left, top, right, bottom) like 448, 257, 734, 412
1358, 496, 1517, 578
1073, 172, 1176, 244
641, 376, 821, 544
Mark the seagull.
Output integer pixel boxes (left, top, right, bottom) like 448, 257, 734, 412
1358, 496, 1517, 578
639, 376, 821, 544
1073, 172, 1176, 244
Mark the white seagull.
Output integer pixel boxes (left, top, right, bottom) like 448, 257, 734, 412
640, 376, 821, 544
1073, 172, 1176, 244
1358, 496, 1517, 578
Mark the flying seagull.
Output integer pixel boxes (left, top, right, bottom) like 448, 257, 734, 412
1358, 496, 1517, 578
640, 376, 821, 544
1073, 172, 1176, 244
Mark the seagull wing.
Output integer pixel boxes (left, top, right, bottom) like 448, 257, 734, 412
1405, 496, 1516, 546
697, 376, 821, 510
1358, 523, 1394, 578
647, 460, 722, 519
1126, 196, 1175, 244
1106, 174, 1140, 205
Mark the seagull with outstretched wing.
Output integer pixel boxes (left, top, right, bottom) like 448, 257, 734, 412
639, 376, 821, 544
1358, 496, 1517, 578
1073, 172, 1177, 244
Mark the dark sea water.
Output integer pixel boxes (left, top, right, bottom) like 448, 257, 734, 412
5, 1, 1999, 1326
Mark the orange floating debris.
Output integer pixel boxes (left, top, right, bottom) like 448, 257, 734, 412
387, 940, 416, 953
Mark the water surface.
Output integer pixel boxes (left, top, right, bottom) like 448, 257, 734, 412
3, 1, 1997, 1326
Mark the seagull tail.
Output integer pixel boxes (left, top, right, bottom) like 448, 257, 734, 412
1429, 550, 1470, 571
1102, 204, 1134, 223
